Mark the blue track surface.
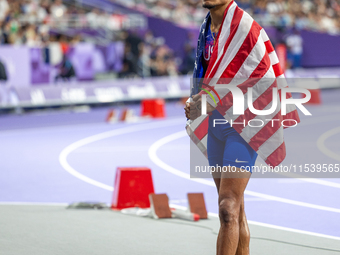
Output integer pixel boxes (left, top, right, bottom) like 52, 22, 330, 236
1, 89, 340, 238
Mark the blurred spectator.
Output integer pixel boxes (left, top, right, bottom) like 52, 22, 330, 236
2, 0, 340, 80
119, 42, 138, 78
117, 0, 340, 35
150, 44, 177, 76
286, 28, 303, 69
124, 31, 143, 60
119, 58, 138, 78
0, 59, 7, 81
86, 8, 100, 28
50, 0, 67, 19
137, 42, 151, 77
55, 54, 76, 82
0, 0, 9, 22
181, 33, 196, 75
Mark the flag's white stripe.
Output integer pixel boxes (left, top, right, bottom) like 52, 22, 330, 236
269, 51, 279, 66
191, 4, 297, 167
224, 67, 276, 122
214, 12, 253, 79
208, 12, 254, 102
246, 67, 276, 101
285, 104, 297, 115
201, 134, 208, 147
240, 97, 281, 142
216, 2, 237, 62
207, 11, 255, 102
187, 114, 208, 131
261, 29, 270, 42
234, 30, 266, 79
223, 35, 274, 120
258, 126, 284, 159
186, 123, 196, 137
197, 134, 208, 152
208, 2, 237, 78
277, 76, 288, 89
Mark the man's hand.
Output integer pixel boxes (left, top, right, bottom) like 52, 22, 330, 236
189, 94, 215, 120
184, 102, 190, 119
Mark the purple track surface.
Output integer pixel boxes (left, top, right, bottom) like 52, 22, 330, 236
1, 89, 340, 238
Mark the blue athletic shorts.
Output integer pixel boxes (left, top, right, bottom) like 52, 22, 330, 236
207, 110, 257, 172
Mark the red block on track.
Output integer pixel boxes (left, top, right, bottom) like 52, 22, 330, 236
111, 167, 155, 210
106, 109, 117, 123
119, 108, 137, 122
305, 89, 321, 105
149, 193, 172, 219
187, 193, 208, 219
141, 99, 166, 118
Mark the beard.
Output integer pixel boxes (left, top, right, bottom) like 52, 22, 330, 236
202, 4, 216, 9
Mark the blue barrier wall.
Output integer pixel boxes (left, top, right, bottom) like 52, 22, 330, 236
301, 30, 340, 67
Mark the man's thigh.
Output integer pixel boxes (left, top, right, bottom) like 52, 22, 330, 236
218, 170, 251, 204
213, 168, 250, 196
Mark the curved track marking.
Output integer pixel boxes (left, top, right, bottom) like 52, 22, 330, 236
148, 131, 340, 213
58, 118, 340, 209
57, 118, 340, 239
59, 118, 184, 191
317, 126, 340, 162
281, 114, 340, 189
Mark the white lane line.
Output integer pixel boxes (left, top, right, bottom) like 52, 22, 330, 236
295, 115, 340, 127
247, 220, 340, 241
57, 118, 340, 239
170, 204, 340, 241
59, 118, 184, 191
296, 178, 340, 188
148, 130, 340, 214
317, 126, 340, 162
1, 201, 339, 241
287, 116, 340, 188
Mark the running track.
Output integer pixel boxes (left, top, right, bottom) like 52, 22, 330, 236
1, 89, 340, 239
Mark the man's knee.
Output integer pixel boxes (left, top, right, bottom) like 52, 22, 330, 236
218, 197, 240, 225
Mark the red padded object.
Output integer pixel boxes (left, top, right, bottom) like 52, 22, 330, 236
106, 109, 117, 123
141, 99, 166, 118
305, 89, 321, 105
111, 167, 155, 210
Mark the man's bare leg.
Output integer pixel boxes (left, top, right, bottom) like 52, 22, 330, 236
213, 169, 251, 255
236, 197, 250, 255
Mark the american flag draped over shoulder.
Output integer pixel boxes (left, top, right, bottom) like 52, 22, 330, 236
186, 1, 300, 167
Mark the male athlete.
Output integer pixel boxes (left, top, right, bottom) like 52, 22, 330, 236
184, 0, 299, 254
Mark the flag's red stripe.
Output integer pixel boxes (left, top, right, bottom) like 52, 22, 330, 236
190, 4, 301, 168
247, 79, 278, 117
250, 51, 271, 78
272, 63, 283, 77
282, 109, 300, 129
247, 111, 282, 151
193, 117, 209, 140
204, 1, 235, 79
206, 6, 243, 79
220, 21, 262, 79
264, 40, 274, 53
278, 88, 294, 103
216, 79, 254, 116
265, 141, 286, 167
233, 79, 278, 133
216, 53, 271, 121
